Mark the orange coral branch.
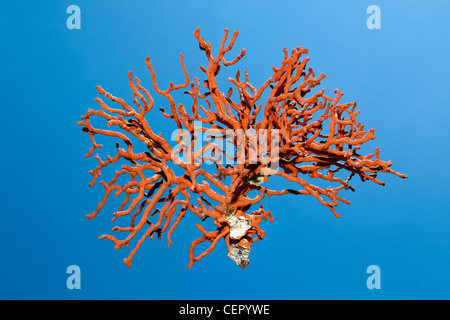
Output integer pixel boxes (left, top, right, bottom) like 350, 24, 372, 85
78, 28, 407, 268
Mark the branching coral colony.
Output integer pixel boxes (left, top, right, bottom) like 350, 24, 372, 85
78, 29, 407, 269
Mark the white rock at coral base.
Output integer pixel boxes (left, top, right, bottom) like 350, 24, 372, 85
225, 214, 251, 240
227, 244, 251, 269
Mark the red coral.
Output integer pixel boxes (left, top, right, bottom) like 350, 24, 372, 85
78, 28, 407, 268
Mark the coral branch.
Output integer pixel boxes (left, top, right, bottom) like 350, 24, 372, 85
78, 28, 407, 268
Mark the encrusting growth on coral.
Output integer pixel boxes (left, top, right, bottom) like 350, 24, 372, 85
78, 28, 407, 269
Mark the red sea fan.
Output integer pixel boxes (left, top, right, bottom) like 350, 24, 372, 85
78, 28, 407, 268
